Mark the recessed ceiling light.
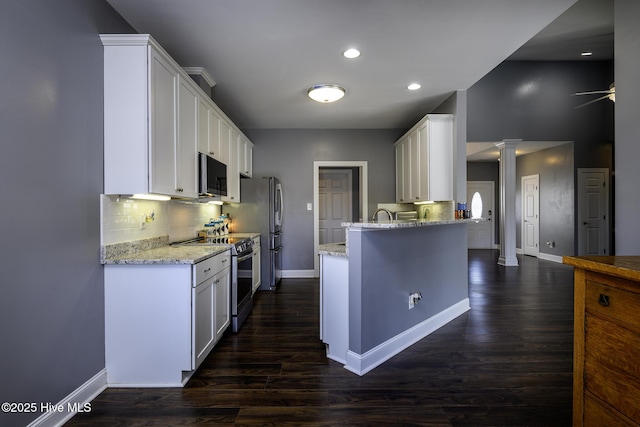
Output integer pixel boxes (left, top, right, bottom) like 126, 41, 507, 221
407, 83, 422, 91
581, 51, 593, 56
307, 84, 346, 103
343, 48, 361, 59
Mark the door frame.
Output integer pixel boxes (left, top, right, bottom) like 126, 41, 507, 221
521, 174, 540, 257
313, 161, 368, 277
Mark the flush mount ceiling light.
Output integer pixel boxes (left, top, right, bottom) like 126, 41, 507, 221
407, 83, 422, 91
307, 84, 346, 103
343, 48, 361, 59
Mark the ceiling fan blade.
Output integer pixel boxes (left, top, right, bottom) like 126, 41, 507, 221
574, 94, 611, 109
573, 90, 612, 96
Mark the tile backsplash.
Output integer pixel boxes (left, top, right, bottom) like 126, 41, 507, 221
100, 195, 221, 245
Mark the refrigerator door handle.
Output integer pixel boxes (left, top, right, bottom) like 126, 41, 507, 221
275, 182, 283, 227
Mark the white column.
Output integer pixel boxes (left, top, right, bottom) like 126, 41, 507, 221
496, 139, 520, 267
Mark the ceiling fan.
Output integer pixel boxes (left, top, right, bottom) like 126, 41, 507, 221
573, 83, 615, 109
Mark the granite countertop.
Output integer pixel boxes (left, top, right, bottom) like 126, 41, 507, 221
101, 235, 230, 265
342, 218, 483, 229
104, 245, 230, 265
563, 255, 640, 282
319, 243, 347, 257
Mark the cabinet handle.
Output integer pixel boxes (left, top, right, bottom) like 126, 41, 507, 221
222, 259, 227, 263
209, 151, 215, 155
177, 188, 184, 192
598, 293, 610, 307
203, 267, 211, 273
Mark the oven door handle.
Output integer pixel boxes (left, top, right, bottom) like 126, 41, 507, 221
236, 252, 253, 263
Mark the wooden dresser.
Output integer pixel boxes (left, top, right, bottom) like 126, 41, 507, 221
563, 256, 640, 427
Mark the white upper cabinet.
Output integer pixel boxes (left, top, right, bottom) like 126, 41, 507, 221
197, 97, 230, 166
224, 127, 240, 202
101, 34, 252, 199
394, 114, 454, 203
239, 134, 253, 177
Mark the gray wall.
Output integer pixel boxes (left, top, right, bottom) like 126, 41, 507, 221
467, 60, 614, 256
0, 2, 133, 425
615, 0, 640, 254
243, 129, 402, 271
516, 143, 575, 256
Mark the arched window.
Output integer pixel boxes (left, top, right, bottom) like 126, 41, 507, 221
471, 191, 483, 219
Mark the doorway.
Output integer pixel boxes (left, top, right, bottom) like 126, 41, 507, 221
467, 181, 495, 249
313, 161, 368, 277
319, 168, 353, 245
521, 174, 540, 257
577, 168, 609, 255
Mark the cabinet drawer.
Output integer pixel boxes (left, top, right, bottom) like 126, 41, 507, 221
194, 251, 230, 286
585, 278, 640, 332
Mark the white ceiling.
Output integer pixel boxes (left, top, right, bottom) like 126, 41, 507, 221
105, 0, 613, 160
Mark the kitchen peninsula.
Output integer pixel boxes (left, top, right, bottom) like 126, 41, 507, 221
319, 218, 478, 375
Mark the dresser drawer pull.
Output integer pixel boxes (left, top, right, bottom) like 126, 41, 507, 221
598, 293, 610, 307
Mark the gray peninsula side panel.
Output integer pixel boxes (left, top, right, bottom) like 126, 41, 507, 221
348, 224, 469, 354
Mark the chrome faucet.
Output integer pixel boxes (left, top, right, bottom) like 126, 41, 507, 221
371, 208, 393, 223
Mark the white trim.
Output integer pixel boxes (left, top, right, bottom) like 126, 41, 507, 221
343, 298, 470, 376
27, 369, 107, 427
313, 161, 368, 278
182, 67, 216, 88
538, 252, 563, 264
281, 269, 315, 278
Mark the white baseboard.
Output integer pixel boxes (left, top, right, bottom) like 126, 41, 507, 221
343, 298, 470, 376
538, 252, 563, 263
27, 369, 107, 427
281, 269, 316, 278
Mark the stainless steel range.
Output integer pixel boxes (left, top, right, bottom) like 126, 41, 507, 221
175, 236, 254, 333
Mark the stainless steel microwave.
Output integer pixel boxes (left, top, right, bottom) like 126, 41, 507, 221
199, 153, 227, 197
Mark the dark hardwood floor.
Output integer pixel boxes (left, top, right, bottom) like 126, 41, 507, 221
67, 250, 574, 426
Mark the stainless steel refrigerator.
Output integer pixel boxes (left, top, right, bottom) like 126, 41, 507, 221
224, 177, 283, 290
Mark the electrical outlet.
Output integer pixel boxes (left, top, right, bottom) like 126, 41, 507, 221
408, 292, 422, 309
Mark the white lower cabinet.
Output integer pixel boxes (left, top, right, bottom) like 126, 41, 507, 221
193, 262, 230, 368
319, 254, 349, 364
105, 250, 230, 387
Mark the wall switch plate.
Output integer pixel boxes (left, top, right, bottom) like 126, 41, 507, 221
307, 203, 312, 211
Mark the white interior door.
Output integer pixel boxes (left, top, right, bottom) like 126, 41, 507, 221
318, 169, 352, 244
578, 168, 609, 255
466, 181, 495, 249
522, 174, 539, 257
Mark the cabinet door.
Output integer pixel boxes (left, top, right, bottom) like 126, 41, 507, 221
218, 118, 231, 165
407, 130, 420, 201
239, 135, 253, 177
416, 122, 429, 202
425, 117, 453, 201
214, 267, 231, 338
224, 127, 240, 202
395, 139, 407, 203
177, 76, 199, 198
193, 277, 215, 369
148, 48, 178, 196
198, 96, 211, 155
